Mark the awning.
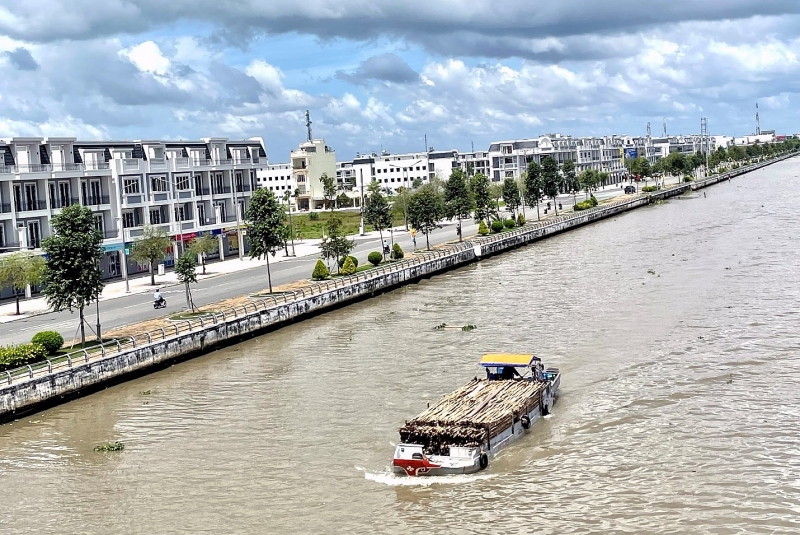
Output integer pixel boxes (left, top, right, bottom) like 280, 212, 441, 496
479, 354, 537, 368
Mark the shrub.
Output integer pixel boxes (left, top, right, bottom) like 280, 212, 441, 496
503, 218, 515, 229
309, 211, 320, 220
341, 256, 357, 276
337, 255, 358, 269
391, 243, 404, 260
32, 331, 64, 355
573, 199, 593, 211
590, 195, 598, 207
0, 343, 48, 371
683, 176, 695, 182
478, 221, 490, 235
641, 186, 658, 193
731, 163, 740, 169
490, 220, 504, 233
368, 251, 383, 266
516, 214, 526, 226
311, 259, 329, 280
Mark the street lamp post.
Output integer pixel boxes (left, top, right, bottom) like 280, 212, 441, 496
284, 191, 296, 256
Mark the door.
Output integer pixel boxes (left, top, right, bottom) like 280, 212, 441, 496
90, 180, 101, 204
13, 185, 21, 211
59, 182, 70, 207
27, 221, 41, 249
108, 252, 120, 277
25, 184, 38, 210
197, 203, 206, 224
194, 175, 203, 195
49, 183, 57, 208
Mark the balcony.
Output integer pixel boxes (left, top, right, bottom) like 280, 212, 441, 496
50, 197, 81, 209
103, 228, 119, 239
224, 215, 238, 223
17, 164, 52, 173
192, 158, 213, 166
122, 159, 141, 172
235, 184, 251, 193
53, 163, 85, 172
174, 157, 190, 170
149, 157, 168, 171
17, 200, 48, 212
200, 216, 217, 225
86, 195, 110, 206
0, 241, 21, 252
215, 158, 233, 166
85, 162, 110, 171
213, 186, 232, 195
0, 166, 14, 174
195, 187, 210, 196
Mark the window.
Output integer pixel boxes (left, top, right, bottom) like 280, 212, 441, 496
150, 209, 161, 224
93, 215, 104, 233
151, 175, 169, 192
123, 178, 140, 194
123, 212, 135, 228
176, 175, 190, 190
174, 205, 186, 222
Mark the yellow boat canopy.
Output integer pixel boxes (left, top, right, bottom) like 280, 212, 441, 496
479, 353, 539, 368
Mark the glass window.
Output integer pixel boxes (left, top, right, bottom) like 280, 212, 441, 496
176, 175, 190, 190
150, 175, 168, 192
123, 178, 140, 194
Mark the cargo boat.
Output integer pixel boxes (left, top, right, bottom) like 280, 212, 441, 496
392, 354, 560, 477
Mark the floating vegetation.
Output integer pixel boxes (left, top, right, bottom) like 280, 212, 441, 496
462, 325, 477, 332
434, 323, 447, 331
647, 269, 656, 275
434, 323, 478, 332
139, 390, 151, 396
94, 441, 125, 452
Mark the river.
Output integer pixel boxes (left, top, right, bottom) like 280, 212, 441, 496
2, 159, 799, 534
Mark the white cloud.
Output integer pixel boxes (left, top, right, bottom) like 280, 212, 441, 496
121, 41, 170, 75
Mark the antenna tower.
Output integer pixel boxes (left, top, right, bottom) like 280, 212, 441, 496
305, 110, 313, 142
755, 103, 761, 135
646, 122, 651, 137
662, 118, 667, 137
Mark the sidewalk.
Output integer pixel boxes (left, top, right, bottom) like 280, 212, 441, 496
0, 225, 410, 323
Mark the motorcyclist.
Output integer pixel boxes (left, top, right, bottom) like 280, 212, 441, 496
154, 288, 164, 306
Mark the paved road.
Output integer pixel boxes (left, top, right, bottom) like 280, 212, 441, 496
0, 182, 648, 345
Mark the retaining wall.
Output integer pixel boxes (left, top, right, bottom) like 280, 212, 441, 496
1, 153, 796, 422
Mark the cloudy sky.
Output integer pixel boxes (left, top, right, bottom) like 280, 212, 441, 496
1, 1, 799, 161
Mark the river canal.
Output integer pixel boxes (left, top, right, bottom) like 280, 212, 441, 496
2, 159, 799, 534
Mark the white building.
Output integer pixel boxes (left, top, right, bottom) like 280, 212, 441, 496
0, 136, 265, 289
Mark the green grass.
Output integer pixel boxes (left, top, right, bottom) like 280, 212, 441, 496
291, 207, 405, 239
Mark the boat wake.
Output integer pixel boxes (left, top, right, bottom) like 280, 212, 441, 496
360, 467, 496, 487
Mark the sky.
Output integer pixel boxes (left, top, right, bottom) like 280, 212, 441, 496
1, 1, 799, 162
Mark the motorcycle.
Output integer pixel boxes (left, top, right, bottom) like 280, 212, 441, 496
153, 297, 167, 309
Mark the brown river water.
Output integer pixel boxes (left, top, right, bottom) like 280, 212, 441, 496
2, 159, 800, 534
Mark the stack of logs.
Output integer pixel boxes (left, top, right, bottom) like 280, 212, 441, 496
399, 378, 544, 456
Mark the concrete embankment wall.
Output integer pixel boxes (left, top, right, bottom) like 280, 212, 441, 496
0, 154, 795, 422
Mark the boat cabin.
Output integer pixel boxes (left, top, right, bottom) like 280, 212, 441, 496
480, 353, 546, 381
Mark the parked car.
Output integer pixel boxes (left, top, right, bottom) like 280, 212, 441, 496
624, 185, 636, 194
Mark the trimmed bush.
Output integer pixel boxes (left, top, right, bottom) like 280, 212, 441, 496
683, 176, 695, 182
641, 186, 658, 193
309, 211, 320, 220
503, 218, 516, 229
478, 221, 490, 235
337, 255, 359, 269
391, 243, 404, 260
0, 343, 48, 371
490, 220, 504, 233
368, 251, 383, 266
311, 259, 329, 280
341, 256, 356, 276
32, 331, 64, 355
573, 199, 593, 211
516, 214, 526, 226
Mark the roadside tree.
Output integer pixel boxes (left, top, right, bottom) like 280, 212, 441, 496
175, 252, 198, 311
245, 188, 287, 293
130, 226, 171, 286
523, 161, 544, 220
364, 181, 392, 259
321, 173, 338, 209
0, 252, 45, 315
319, 214, 355, 272
41, 205, 104, 346
408, 184, 445, 250
501, 177, 521, 219
470, 173, 492, 226
578, 169, 601, 198
561, 160, 578, 194
188, 233, 219, 275
444, 168, 473, 242
541, 156, 561, 215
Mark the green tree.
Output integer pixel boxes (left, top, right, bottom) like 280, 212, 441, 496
130, 226, 171, 286
501, 177, 521, 219
174, 252, 198, 311
488, 183, 503, 221
444, 168, 473, 242
320, 172, 337, 209
578, 169, 601, 198
561, 160, 577, 193
408, 184, 445, 250
364, 181, 392, 259
319, 214, 355, 273
245, 188, 286, 293
393, 186, 411, 230
470, 173, 492, 225
412, 177, 423, 189
0, 252, 45, 316
41, 205, 104, 346
187, 233, 219, 275
523, 161, 544, 221
541, 156, 561, 215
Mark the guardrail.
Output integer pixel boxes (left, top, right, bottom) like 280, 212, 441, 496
3, 151, 795, 390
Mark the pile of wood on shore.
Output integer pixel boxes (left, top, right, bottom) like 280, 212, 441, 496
399, 378, 544, 455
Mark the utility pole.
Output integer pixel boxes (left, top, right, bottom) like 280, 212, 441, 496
701, 117, 709, 176
646, 122, 651, 137
359, 169, 365, 236
755, 103, 761, 135
424, 134, 428, 153
662, 117, 667, 137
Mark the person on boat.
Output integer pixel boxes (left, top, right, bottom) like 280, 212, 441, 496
500, 366, 520, 380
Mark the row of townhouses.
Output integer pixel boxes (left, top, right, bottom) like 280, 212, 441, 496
0, 137, 265, 294
258, 133, 722, 205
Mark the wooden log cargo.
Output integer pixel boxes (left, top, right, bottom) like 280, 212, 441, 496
399, 378, 545, 456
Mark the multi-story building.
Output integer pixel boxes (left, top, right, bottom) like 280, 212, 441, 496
335, 149, 457, 197
291, 139, 336, 211
255, 163, 294, 201
0, 136, 265, 286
